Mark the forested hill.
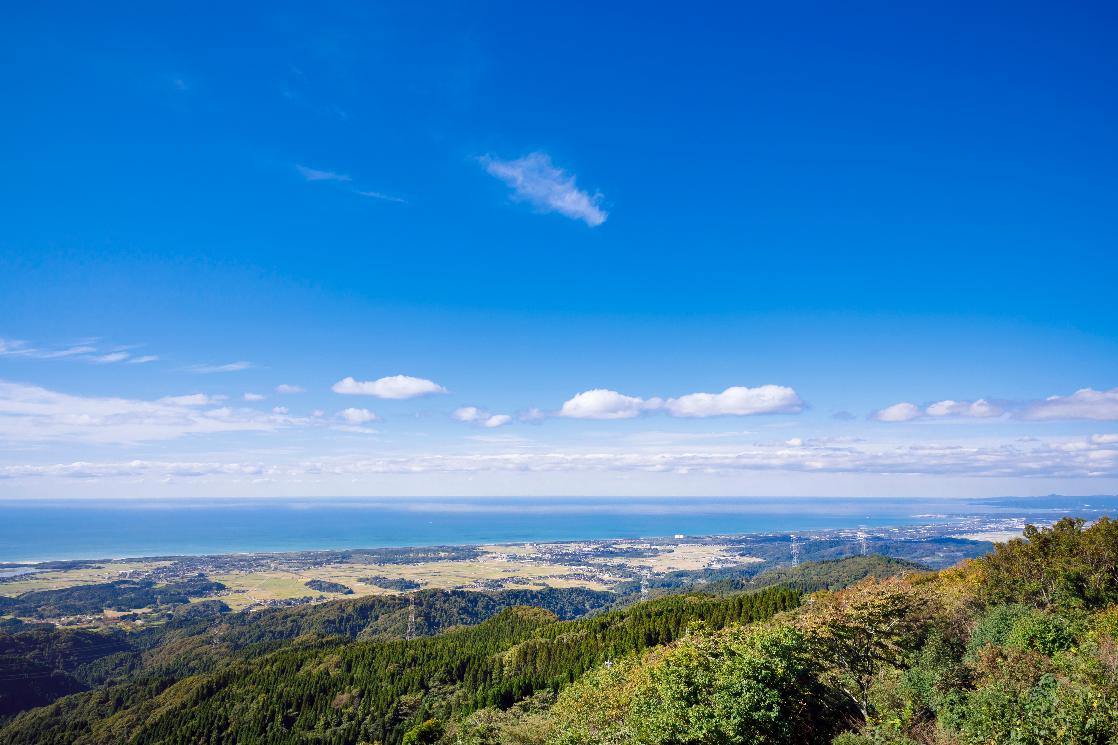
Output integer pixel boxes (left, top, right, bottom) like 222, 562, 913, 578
0, 554, 912, 726
0, 586, 799, 744
743, 554, 924, 593
5, 520, 1118, 745
0, 586, 616, 719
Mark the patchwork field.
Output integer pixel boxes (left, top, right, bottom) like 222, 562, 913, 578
0, 541, 760, 619
0, 525, 1002, 626
0, 560, 173, 597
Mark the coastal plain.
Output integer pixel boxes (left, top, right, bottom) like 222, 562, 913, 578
0, 520, 1016, 626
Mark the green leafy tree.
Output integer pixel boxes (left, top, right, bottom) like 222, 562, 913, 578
978, 517, 1118, 610
628, 624, 836, 744
401, 718, 443, 745
797, 576, 929, 721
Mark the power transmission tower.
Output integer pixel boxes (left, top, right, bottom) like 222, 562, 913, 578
405, 594, 417, 641
790, 534, 800, 567
640, 570, 650, 602
858, 532, 869, 556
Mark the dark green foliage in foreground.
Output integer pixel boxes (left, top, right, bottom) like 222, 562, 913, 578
305, 579, 355, 595
835, 517, 1118, 745
978, 516, 1118, 609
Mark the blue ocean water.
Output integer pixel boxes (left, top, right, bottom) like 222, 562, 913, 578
0, 495, 1113, 563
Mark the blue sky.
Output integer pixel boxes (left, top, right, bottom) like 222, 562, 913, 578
1, 2, 1116, 498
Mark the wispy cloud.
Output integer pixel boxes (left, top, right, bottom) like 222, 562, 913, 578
0, 337, 150, 364
297, 165, 405, 205
187, 361, 253, 374
275, 384, 304, 394
558, 385, 803, 420
333, 375, 448, 399
0, 380, 301, 444
92, 351, 130, 364
127, 355, 159, 364
296, 164, 351, 182
355, 190, 406, 204
480, 152, 607, 227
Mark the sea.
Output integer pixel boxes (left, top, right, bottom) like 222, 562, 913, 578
1, 495, 1116, 563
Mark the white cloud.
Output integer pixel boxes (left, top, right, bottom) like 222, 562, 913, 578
663, 385, 803, 417
925, 399, 1002, 418
873, 402, 923, 422
187, 361, 252, 374
275, 384, 305, 394
0, 380, 301, 444
559, 385, 803, 420
127, 355, 159, 364
559, 389, 654, 419
453, 406, 484, 422
873, 399, 1003, 422
868, 389, 1118, 422
296, 164, 350, 182
454, 406, 513, 428
338, 407, 378, 424
480, 152, 607, 227
272, 406, 289, 415
332, 375, 448, 399
1021, 388, 1118, 421
243, 392, 266, 401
